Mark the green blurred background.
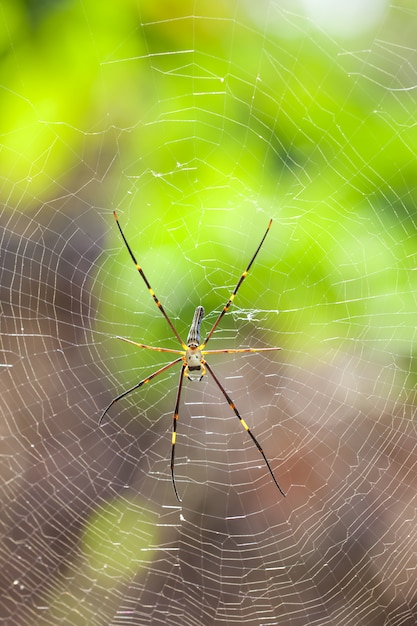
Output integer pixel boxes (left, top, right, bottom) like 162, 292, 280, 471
3, 0, 417, 355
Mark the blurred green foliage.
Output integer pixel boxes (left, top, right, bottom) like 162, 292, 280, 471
81, 498, 158, 583
40, 498, 158, 624
2, 0, 417, 357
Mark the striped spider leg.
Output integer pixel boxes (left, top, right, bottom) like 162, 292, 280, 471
100, 212, 285, 501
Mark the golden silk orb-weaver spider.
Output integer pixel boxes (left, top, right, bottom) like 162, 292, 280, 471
100, 211, 285, 502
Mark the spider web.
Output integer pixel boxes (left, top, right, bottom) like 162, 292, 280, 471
1, 1, 417, 624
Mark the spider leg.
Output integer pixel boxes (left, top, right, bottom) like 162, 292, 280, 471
99, 357, 183, 426
203, 347, 281, 355
204, 361, 285, 497
201, 219, 272, 348
113, 211, 186, 349
117, 336, 184, 354
170, 364, 186, 502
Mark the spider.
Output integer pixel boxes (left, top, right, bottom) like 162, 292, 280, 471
100, 211, 285, 501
